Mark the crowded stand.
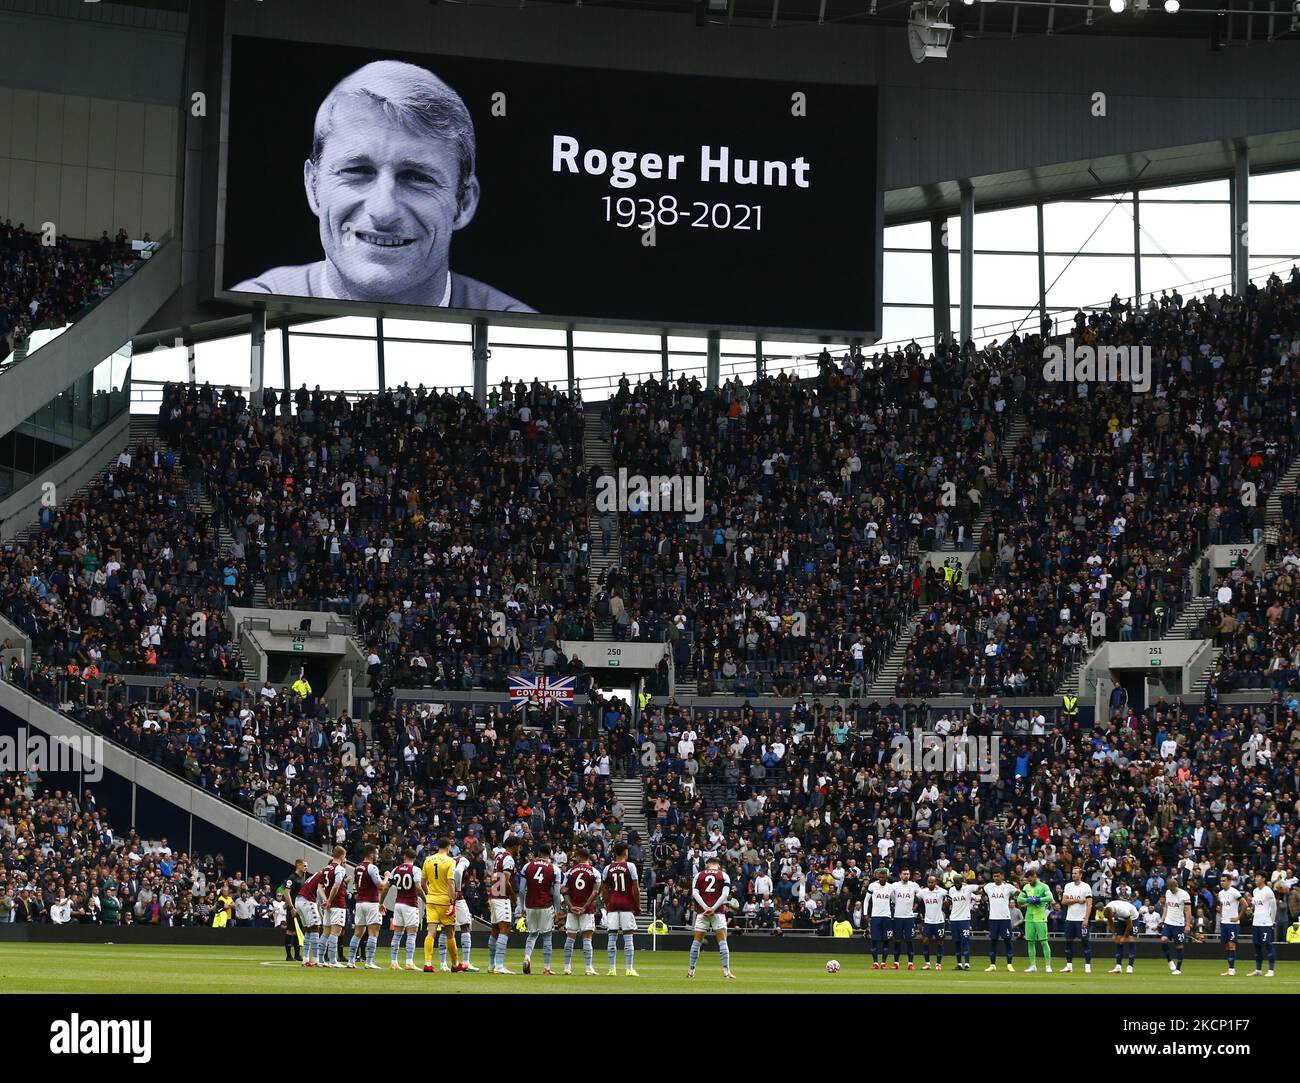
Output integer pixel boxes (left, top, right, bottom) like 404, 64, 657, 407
0, 222, 148, 358
7, 671, 1296, 944
0, 276, 1298, 948
1200, 520, 1300, 694
633, 692, 1300, 937
0, 443, 245, 680
599, 348, 1011, 694
156, 378, 592, 692
0, 774, 277, 926
895, 272, 1300, 699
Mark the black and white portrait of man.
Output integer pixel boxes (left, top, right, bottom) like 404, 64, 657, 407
232, 60, 533, 312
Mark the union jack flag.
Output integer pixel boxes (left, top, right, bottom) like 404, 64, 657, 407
508, 674, 576, 712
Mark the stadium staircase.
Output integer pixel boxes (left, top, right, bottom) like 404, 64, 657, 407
1166, 592, 1214, 640
1266, 448, 1300, 522
609, 774, 649, 841
937, 407, 1027, 555
866, 619, 917, 700
128, 415, 232, 561
583, 409, 623, 644
865, 409, 1026, 701
1177, 448, 1300, 698
15, 414, 193, 547
1053, 649, 1092, 698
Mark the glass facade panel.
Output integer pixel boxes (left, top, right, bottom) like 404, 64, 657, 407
132, 342, 187, 387
1246, 204, 1300, 259
1044, 198, 1134, 255
383, 318, 471, 342
570, 351, 659, 396
1139, 201, 1231, 256
573, 329, 665, 353
1044, 255, 1137, 310
972, 253, 1039, 308
1142, 178, 1230, 201
1139, 257, 1232, 299
881, 305, 935, 346
292, 316, 379, 338
1249, 169, 1300, 201
264, 328, 286, 390
97, 168, 1294, 420
194, 335, 251, 389
286, 333, 378, 391
973, 206, 1038, 251
666, 352, 707, 382
885, 221, 931, 250
884, 251, 933, 305
379, 339, 468, 392
486, 345, 570, 390
489, 325, 567, 348
0, 347, 131, 499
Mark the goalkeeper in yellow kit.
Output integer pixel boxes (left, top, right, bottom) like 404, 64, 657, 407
421, 837, 461, 972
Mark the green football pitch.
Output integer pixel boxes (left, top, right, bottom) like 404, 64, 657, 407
0, 943, 1294, 994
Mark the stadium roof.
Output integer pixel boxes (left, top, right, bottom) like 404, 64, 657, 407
888, 128, 1300, 220
37, 0, 1300, 45
533, 0, 1298, 44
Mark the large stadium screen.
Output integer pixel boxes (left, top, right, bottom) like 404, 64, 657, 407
218, 35, 880, 340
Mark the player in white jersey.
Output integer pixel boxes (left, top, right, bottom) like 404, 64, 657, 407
917, 875, 947, 970
947, 880, 976, 969
889, 870, 920, 969
866, 868, 895, 970
982, 870, 1016, 972
1060, 866, 1094, 973
1103, 892, 1139, 972
441, 851, 479, 972
1246, 873, 1277, 977
1216, 883, 1243, 976
1160, 881, 1192, 975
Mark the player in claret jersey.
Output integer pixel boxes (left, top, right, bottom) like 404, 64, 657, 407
347, 844, 389, 969
521, 844, 561, 975
488, 835, 522, 974
283, 858, 307, 963
602, 840, 641, 976
890, 869, 920, 970
688, 857, 735, 980
388, 848, 423, 971
295, 863, 327, 967
320, 846, 350, 968
561, 846, 601, 976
